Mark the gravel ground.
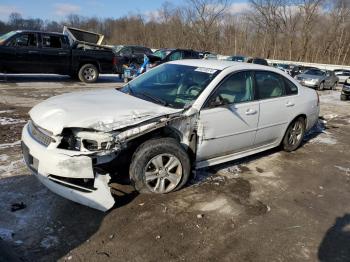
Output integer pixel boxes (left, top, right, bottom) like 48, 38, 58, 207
0, 74, 349, 262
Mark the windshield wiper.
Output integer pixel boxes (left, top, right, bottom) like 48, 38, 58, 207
138, 92, 168, 106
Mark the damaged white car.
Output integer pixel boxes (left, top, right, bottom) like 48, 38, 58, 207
21, 60, 320, 211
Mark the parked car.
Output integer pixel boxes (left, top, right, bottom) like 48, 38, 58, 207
199, 51, 217, 60
21, 60, 319, 211
0, 27, 118, 83
276, 64, 292, 74
341, 77, 350, 100
113, 45, 153, 75
152, 48, 200, 65
246, 57, 269, 66
334, 70, 350, 83
295, 69, 338, 90
290, 65, 318, 78
226, 55, 246, 62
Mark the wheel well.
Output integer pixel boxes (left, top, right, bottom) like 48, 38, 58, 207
291, 114, 307, 128
103, 126, 184, 177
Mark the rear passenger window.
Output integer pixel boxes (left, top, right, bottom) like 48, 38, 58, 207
255, 71, 285, 99
42, 35, 62, 48
284, 79, 298, 95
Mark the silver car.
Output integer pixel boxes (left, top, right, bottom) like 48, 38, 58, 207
295, 69, 339, 90
21, 60, 320, 211
335, 70, 350, 84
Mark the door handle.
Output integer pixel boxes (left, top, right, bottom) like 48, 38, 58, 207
245, 109, 257, 115
58, 52, 68, 55
28, 50, 39, 54
286, 101, 295, 107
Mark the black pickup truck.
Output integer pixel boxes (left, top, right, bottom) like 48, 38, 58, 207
0, 27, 117, 83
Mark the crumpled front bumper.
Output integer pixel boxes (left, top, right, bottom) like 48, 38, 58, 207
21, 123, 115, 211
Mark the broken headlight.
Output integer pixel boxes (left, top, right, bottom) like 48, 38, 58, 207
58, 129, 116, 152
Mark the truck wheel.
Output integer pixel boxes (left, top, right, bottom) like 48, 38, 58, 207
130, 138, 191, 194
78, 64, 99, 83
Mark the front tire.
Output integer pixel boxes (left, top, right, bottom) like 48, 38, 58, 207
282, 117, 306, 152
341, 94, 347, 101
130, 138, 191, 194
78, 64, 99, 83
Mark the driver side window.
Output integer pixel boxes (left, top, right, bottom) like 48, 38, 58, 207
207, 71, 254, 108
10, 33, 37, 47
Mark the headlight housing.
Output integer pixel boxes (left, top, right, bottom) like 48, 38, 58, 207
58, 128, 116, 152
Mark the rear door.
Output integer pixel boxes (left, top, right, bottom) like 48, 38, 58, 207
10, 32, 41, 73
40, 34, 70, 74
254, 71, 298, 147
197, 71, 259, 161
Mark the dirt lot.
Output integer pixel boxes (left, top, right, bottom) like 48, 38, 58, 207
0, 74, 350, 262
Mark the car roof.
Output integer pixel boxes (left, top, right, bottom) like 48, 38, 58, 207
14, 30, 63, 36
168, 59, 281, 71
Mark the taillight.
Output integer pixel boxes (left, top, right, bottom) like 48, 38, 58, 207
316, 91, 320, 106
112, 57, 117, 66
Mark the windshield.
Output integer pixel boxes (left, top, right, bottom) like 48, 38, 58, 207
232, 56, 245, 62
304, 69, 325, 76
120, 64, 220, 109
153, 49, 171, 59
113, 45, 124, 53
0, 31, 17, 43
278, 64, 289, 69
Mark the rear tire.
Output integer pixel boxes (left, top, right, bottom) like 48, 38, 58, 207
318, 82, 325, 91
282, 117, 306, 152
130, 138, 191, 194
78, 64, 99, 83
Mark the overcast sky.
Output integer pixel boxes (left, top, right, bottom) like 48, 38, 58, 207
0, 0, 250, 21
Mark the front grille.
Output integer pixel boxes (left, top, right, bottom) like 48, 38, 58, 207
28, 121, 53, 147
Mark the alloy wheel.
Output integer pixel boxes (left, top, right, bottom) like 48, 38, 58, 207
144, 153, 183, 193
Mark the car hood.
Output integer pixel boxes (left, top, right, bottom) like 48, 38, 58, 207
297, 74, 323, 80
29, 89, 181, 135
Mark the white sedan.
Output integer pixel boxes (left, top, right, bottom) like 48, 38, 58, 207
21, 60, 320, 211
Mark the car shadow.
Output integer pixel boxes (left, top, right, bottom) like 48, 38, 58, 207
189, 147, 281, 185
190, 118, 326, 185
0, 73, 123, 83
318, 214, 350, 262
0, 173, 137, 262
302, 118, 326, 144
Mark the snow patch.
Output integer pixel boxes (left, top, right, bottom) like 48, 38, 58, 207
0, 228, 14, 241
310, 136, 337, 145
0, 140, 21, 149
40, 235, 59, 249
0, 159, 24, 178
0, 154, 9, 161
0, 110, 14, 114
335, 165, 350, 176
0, 117, 26, 125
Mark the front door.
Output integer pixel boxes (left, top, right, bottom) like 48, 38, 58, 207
197, 71, 259, 161
12, 33, 41, 73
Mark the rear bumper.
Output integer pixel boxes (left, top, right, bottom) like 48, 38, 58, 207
21, 123, 115, 211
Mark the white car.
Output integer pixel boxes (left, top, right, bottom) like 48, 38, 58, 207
21, 60, 320, 211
